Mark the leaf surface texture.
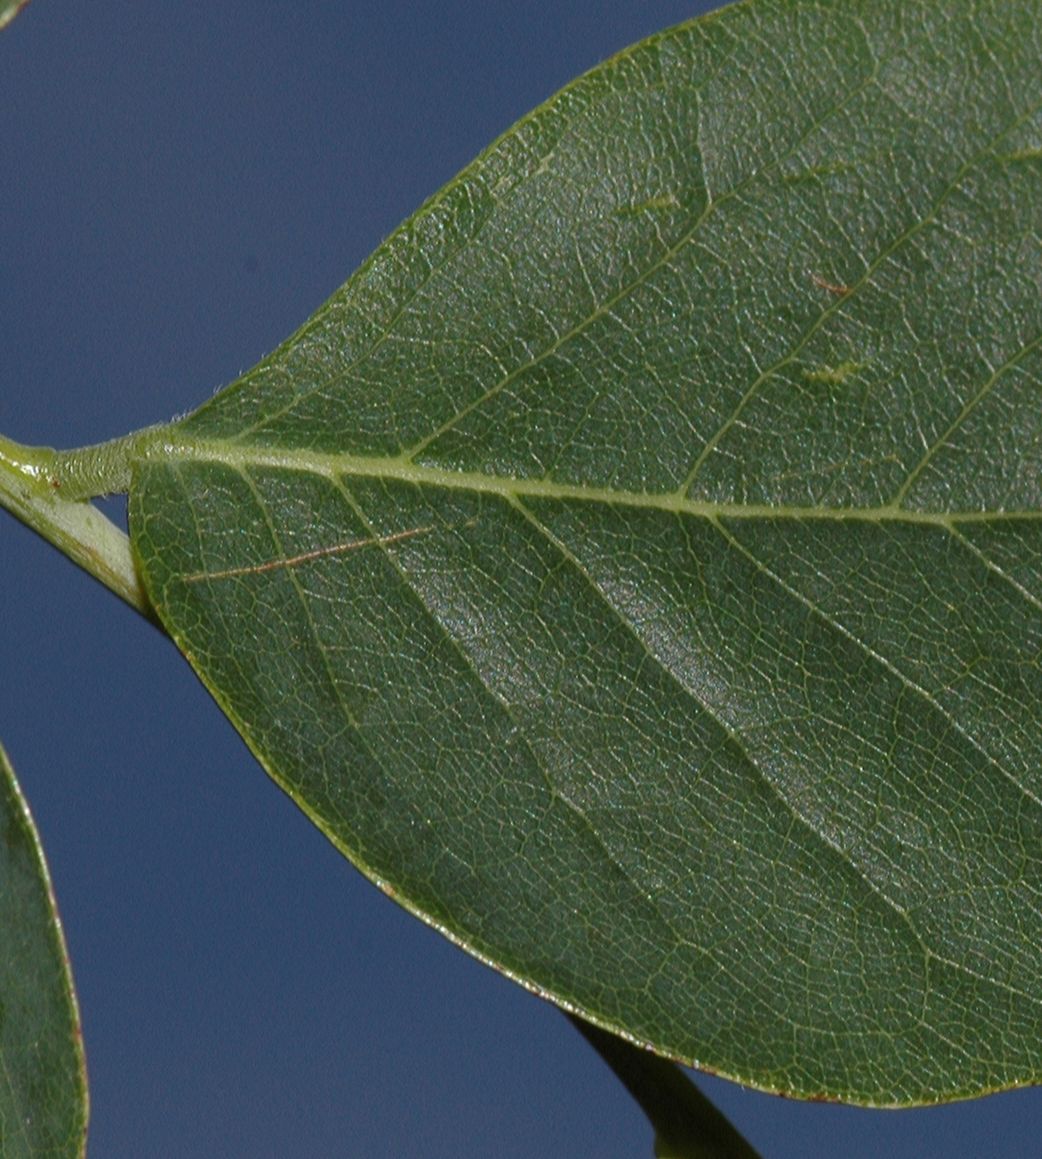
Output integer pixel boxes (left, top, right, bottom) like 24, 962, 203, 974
131, 0, 1042, 1103
0, 743, 86, 1157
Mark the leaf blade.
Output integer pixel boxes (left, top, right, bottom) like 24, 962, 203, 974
0, 742, 87, 1158
130, 0, 1042, 1104
0, 0, 31, 33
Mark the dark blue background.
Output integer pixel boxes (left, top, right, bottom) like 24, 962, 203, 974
2, 3, 1040, 1155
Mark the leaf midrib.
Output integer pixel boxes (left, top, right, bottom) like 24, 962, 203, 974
140, 436, 1041, 524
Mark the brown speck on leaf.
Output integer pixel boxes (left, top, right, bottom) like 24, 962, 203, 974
811, 272, 851, 295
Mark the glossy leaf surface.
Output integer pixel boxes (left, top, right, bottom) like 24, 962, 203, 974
0, 743, 86, 1156
130, 0, 1042, 1103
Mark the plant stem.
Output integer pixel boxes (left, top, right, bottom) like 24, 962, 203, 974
0, 432, 159, 623
568, 1015, 763, 1159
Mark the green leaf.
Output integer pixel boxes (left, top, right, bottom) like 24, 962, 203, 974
0, 0, 31, 33
0, 742, 87, 1157
127, 0, 1042, 1104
